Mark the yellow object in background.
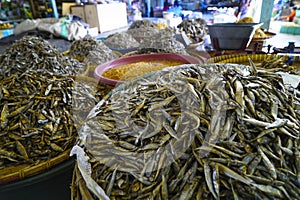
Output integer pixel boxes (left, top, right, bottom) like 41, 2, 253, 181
102, 60, 185, 81
237, 17, 254, 23
0, 23, 14, 30
156, 23, 169, 30
237, 17, 266, 38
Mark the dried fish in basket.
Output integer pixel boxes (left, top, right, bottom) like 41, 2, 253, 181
0, 71, 111, 184
0, 36, 87, 79
207, 54, 300, 75
71, 63, 300, 199
126, 27, 160, 43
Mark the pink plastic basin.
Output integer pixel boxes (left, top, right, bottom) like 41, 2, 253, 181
94, 53, 202, 86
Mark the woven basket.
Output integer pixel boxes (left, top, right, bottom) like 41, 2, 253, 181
0, 149, 71, 184
0, 75, 102, 185
207, 54, 300, 69
215, 53, 271, 65
206, 52, 248, 64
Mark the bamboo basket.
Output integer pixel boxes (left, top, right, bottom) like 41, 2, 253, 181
214, 53, 271, 65
206, 53, 255, 64
0, 149, 72, 184
207, 54, 300, 71
0, 76, 102, 186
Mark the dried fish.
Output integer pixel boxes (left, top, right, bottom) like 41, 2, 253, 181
67, 36, 119, 68
177, 18, 209, 43
0, 36, 86, 79
73, 63, 299, 199
134, 30, 189, 55
103, 32, 140, 49
0, 71, 106, 171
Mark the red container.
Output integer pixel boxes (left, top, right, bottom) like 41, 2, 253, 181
94, 53, 202, 86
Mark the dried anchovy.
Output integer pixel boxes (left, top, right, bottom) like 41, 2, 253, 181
0, 36, 86, 79
129, 29, 188, 55
68, 37, 116, 61
138, 35, 188, 55
103, 32, 140, 49
177, 18, 209, 43
0, 71, 103, 171
68, 37, 119, 65
255, 55, 300, 75
77, 63, 299, 199
128, 19, 158, 30
83, 50, 119, 67
126, 26, 160, 41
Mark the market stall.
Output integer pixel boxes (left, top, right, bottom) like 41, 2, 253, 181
0, 2, 299, 199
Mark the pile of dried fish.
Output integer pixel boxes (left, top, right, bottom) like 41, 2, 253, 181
129, 30, 188, 55
126, 20, 161, 42
126, 27, 160, 42
0, 72, 102, 170
0, 36, 87, 79
255, 55, 300, 75
83, 50, 117, 69
72, 63, 300, 199
103, 32, 140, 49
68, 37, 119, 66
177, 18, 209, 43
128, 19, 158, 30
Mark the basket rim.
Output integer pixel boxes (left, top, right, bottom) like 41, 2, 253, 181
207, 54, 300, 64
0, 148, 71, 185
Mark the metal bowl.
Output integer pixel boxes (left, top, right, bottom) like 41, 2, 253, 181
207, 23, 263, 50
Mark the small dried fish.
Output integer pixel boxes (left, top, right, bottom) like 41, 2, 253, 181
0, 36, 87, 79
0, 71, 105, 171
74, 63, 299, 199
